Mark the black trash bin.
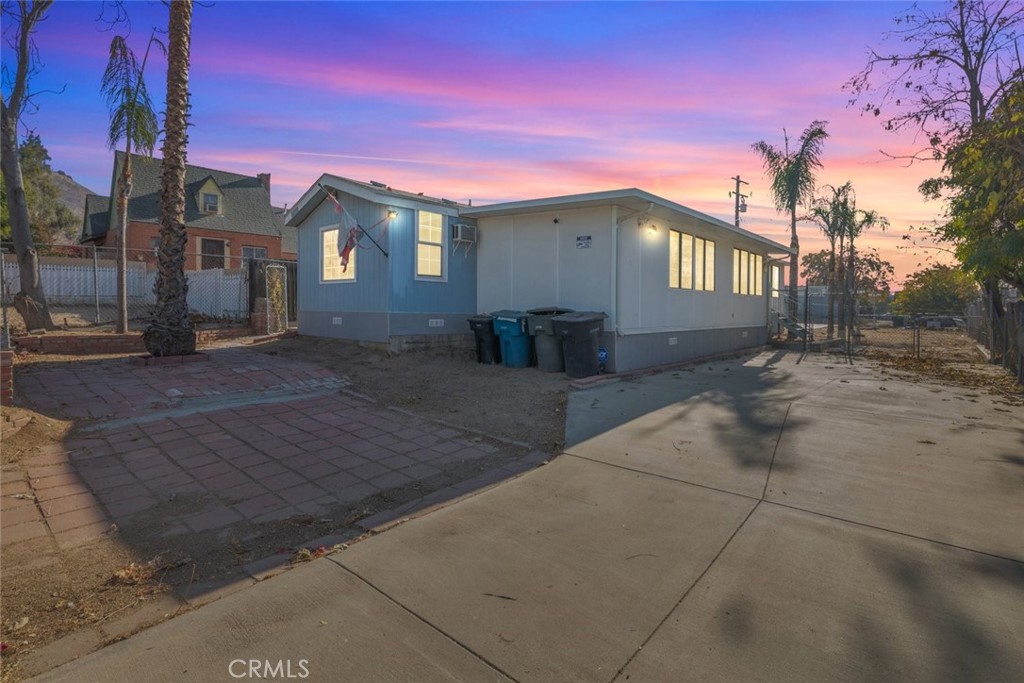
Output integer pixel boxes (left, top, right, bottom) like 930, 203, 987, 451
527, 307, 574, 372
551, 311, 607, 378
467, 315, 501, 365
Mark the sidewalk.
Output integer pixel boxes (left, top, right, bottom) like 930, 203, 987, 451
24, 350, 1024, 682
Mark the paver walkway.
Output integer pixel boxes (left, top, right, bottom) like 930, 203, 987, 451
2, 345, 546, 677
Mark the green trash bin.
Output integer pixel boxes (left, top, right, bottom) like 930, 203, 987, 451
551, 311, 607, 378
526, 307, 574, 372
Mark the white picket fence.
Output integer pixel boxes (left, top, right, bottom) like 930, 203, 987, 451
2, 257, 249, 319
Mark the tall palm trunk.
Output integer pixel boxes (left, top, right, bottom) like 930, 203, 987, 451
143, 0, 195, 357
788, 207, 799, 322
837, 233, 847, 337
115, 152, 131, 333
826, 240, 837, 339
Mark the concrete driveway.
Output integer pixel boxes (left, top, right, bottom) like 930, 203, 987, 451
30, 350, 1024, 683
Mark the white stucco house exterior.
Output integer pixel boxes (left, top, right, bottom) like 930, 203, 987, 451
462, 188, 790, 373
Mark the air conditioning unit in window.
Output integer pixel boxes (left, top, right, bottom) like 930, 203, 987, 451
451, 223, 477, 244
451, 223, 477, 257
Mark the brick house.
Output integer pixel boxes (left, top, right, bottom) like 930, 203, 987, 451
81, 152, 292, 267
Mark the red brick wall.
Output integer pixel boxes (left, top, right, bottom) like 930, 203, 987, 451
124, 221, 284, 270
1, 350, 13, 406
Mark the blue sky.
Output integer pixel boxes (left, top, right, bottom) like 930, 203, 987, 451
6, 1, 956, 283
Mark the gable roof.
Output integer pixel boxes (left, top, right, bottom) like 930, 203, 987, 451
286, 173, 466, 227
85, 152, 284, 240
461, 188, 793, 254
81, 194, 111, 242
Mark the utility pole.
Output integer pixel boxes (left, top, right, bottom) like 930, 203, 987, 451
729, 175, 749, 227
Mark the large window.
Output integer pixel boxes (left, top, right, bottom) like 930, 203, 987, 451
669, 230, 714, 291
733, 249, 763, 296
416, 211, 444, 278
200, 238, 226, 270
321, 227, 355, 282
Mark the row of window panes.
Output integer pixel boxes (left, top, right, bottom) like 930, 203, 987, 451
669, 230, 715, 291
732, 249, 763, 296
322, 210, 446, 282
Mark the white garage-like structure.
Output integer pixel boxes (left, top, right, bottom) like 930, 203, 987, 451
462, 188, 791, 373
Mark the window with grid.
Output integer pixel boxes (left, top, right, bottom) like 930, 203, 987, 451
416, 211, 444, 278
669, 230, 715, 291
202, 192, 220, 214
732, 249, 763, 296
321, 227, 354, 281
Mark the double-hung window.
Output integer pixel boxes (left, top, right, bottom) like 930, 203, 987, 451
416, 211, 444, 278
321, 227, 354, 281
669, 230, 715, 291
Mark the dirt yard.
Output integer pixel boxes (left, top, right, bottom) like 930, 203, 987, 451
246, 335, 572, 453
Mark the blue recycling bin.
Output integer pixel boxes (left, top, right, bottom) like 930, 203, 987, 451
490, 310, 531, 368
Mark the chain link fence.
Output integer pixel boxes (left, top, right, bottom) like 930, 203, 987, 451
1, 243, 296, 334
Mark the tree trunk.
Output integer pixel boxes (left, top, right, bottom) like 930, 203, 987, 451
143, 0, 195, 357
837, 234, 847, 337
984, 277, 1006, 365
826, 242, 836, 339
1, 99, 55, 331
788, 208, 799, 328
115, 152, 131, 334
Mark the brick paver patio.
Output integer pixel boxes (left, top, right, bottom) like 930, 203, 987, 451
3, 345, 545, 556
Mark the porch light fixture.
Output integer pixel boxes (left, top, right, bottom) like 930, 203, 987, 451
386, 209, 398, 219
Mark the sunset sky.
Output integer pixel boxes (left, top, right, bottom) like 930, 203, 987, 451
9, 1, 959, 286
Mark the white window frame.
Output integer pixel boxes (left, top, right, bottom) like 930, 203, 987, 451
415, 210, 447, 282
202, 192, 220, 214
671, 230, 715, 292
320, 225, 355, 283
732, 248, 763, 296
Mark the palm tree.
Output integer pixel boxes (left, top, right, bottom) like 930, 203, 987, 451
143, 0, 195, 356
752, 121, 829, 324
805, 182, 854, 339
101, 33, 161, 334
844, 205, 888, 343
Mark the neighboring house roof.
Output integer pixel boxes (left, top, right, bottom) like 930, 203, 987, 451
286, 173, 466, 227
81, 194, 111, 242
83, 152, 284, 242
461, 188, 793, 254
278, 211, 298, 254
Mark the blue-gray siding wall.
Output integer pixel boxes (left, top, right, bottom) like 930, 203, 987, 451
387, 208, 476, 315
296, 189, 477, 343
297, 192, 390, 318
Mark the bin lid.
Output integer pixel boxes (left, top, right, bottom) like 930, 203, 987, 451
490, 309, 527, 321
550, 311, 608, 323
467, 314, 494, 322
526, 307, 574, 316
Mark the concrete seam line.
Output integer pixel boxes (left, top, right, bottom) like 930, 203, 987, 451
763, 499, 1024, 566
761, 401, 792, 500
562, 452, 761, 503
608, 499, 763, 683
329, 561, 522, 683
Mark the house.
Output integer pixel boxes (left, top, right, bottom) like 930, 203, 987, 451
285, 175, 477, 351
462, 188, 790, 373
81, 152, 288, 269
